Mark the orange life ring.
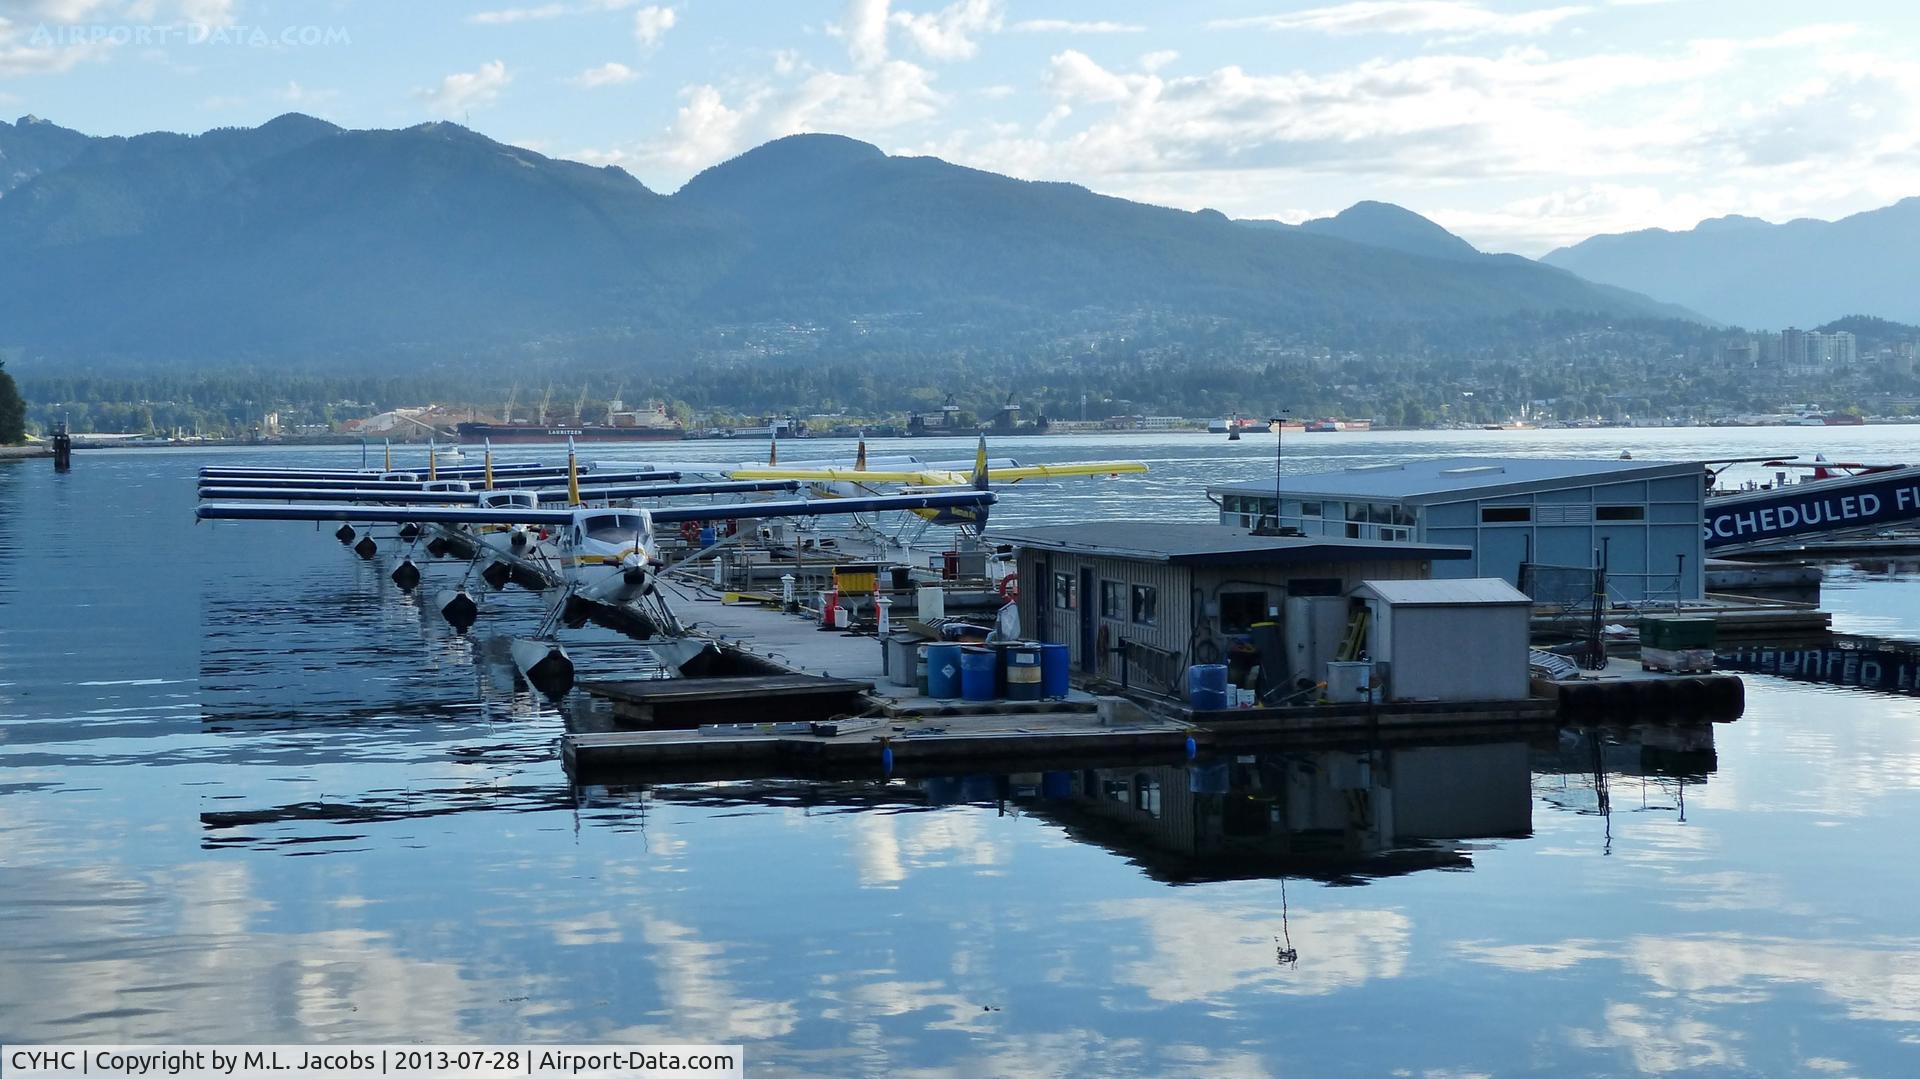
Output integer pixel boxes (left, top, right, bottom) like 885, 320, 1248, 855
997, 575, 1019, 602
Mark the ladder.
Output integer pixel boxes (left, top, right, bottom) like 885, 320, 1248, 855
1336, 606, 1370, 661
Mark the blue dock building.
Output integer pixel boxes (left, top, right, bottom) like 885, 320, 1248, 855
1207, 457, 1707, 602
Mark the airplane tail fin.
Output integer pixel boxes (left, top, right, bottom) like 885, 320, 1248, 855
483, 439, 495, 490
972, 435, 990, 491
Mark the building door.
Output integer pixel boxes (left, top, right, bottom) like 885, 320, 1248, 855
1079, 566, 1096, 672
1034, 557, 1050, 642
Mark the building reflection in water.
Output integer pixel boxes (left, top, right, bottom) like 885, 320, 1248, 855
1004, 740, 1535, 885
578, 721, 1726, 887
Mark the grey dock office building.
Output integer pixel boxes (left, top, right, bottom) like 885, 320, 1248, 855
1207, 457, 1708, 602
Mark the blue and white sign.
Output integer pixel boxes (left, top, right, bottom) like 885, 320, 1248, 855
1705, 468, 1920, 548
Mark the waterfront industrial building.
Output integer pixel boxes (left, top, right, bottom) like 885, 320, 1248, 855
1207, 457, 1707, 602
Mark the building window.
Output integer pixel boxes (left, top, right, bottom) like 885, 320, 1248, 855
1301, 501, 1322, 517
1132, 774, 1162, 818
1346, 523, 1362, 538
1053, 572, 1077, 609
1596, 505, 1646, 521
1100, 579, 1124, 619
1380, 526, 1412, 542
1481, 505, 1532, 524
1220, 591, 1268, 633
1131, 584, 1159, 627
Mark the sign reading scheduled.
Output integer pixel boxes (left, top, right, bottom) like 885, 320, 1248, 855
1705, 470, 1920, 547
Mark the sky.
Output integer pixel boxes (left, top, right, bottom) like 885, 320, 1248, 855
2, 0, 1918, 254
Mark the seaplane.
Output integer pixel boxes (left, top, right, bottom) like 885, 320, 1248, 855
196, 439, 998, 695
203, 445, 805, 597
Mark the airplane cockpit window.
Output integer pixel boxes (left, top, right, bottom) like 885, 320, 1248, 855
582, 513, 648, 542
479, 492, 537, 509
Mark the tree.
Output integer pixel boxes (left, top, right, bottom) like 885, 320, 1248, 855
0, 361, 25, 444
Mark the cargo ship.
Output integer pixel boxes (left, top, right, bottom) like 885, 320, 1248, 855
456, 401, 686, 444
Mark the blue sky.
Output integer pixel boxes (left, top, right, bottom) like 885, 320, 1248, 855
3, 0, 1918, 253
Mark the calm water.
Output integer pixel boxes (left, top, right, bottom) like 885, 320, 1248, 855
4, 429, 1920, 1076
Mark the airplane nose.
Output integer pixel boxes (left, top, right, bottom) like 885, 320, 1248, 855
623, 565, 648, 587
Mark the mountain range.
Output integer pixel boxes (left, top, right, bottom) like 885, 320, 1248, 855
0, 113, 1700, 363
1544, 200, 1920, 329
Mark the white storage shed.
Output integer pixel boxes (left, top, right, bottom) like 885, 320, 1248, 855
1353, 579, 1534, 703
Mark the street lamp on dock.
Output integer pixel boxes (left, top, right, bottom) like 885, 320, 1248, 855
1267, 411, 1290, 531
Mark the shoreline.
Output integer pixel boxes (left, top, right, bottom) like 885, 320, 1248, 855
0, 444, 51, 459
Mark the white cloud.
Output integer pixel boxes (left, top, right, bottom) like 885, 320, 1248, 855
468, 1, 645, 25
419, 60, 511, 116
889, 0, 1002, 62
568, 60, 637, 87
631, 4, 675, 48
176, 0, 234, 26
1011, 18, 1144, 34
1045, 49, 1136, 104
895, 24, 1916, 254
1211, 1, 1592, 39
830, 0, 892, 69
468, 4, 568, 24
0, 15, 113, 76
1140, 49, 1178, 72
772, 58, 942, 132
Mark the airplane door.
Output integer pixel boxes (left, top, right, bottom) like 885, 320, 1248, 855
1079, 566, 1095, 672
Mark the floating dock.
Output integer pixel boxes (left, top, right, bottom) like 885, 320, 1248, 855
1536, 658, 1745, 720
558, 575, 1731, 781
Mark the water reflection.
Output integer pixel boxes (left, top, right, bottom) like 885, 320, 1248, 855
1719, 634, 1920, 695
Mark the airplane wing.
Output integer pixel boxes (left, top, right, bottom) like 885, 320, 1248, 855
198, 486, 481, 504
199, 463, 550, 481
724, 466, 940, 484
988, 461, 1148, 482
196, 503, 579, 526
649, 490, 994, 524
196, 479, 804, 505
197, 470, 682, 493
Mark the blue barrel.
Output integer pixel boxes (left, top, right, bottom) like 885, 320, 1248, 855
1188, 664, 1230, 710
1039, 643, 1071, 698
926, 643, 963, 699
1004, 643, 1043, 701
698, 526, 717, 547
960, 647, 997, 701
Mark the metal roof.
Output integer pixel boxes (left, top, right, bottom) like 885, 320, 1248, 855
1208, 456, 1701, 505
994, 522, 1471, 565
1354, 578, 1534, 606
